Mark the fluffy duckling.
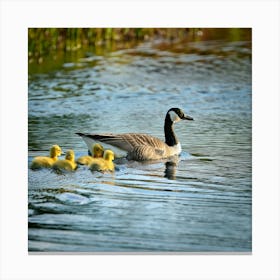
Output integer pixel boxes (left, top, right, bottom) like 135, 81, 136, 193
89, 150, 115, 172
52, 150, 77, 171
30, 144, 62, 170
76, 143, 104, 165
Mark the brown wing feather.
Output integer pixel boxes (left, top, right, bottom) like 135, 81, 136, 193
81, 133, 167, 153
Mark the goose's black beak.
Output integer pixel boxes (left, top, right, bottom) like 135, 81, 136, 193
183, 114, 194, 121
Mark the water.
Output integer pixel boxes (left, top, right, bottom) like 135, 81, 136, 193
28, 39, 252, 252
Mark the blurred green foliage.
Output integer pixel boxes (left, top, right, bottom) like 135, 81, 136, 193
28, 28, 251, 66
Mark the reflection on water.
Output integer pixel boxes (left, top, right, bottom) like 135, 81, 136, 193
164, 158, 179, 180
28, 39, 252, 252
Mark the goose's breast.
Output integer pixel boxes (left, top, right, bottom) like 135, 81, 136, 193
166, 143, 182, 156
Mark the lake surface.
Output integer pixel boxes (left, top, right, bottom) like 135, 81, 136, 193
28, 39, 252, 252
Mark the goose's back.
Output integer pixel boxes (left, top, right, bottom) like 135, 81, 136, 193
78, 132, 182, 161
86, 133, 167, 152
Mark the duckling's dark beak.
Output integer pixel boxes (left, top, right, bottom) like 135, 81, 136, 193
183, 114, 194, 121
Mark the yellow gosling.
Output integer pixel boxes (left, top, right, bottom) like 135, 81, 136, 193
30, 145, 62, 170
52, 150, 77, 171
76, 143, 104, 165
89, 150, 115, 172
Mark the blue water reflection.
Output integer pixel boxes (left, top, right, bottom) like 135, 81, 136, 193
28, 39, 251, 252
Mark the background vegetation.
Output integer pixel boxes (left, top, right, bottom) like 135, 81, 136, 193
28, 28, 251, 73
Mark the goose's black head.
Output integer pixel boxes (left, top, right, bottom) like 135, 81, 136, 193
166, 108, 193, 123
164, 108, 193, 146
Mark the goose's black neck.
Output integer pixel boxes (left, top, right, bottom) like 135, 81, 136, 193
164, 113, 178, 146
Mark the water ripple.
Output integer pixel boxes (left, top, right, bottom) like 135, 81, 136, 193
28, 39, 251, 252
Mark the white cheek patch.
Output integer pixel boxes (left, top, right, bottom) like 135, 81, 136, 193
169, 111, 181, 123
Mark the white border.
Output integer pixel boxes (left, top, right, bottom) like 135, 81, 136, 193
1, 0, 279, 279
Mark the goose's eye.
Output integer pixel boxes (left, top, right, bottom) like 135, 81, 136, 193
178, 110, 184, 118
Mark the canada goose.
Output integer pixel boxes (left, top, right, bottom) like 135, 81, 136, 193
77, 108, 193, 161
52, 150, 77, 171
76, 143, 104, 165
89, 150, 115, 172
30, 144, 62, 169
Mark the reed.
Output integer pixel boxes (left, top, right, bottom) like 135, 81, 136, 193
28, 28, 251, 65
